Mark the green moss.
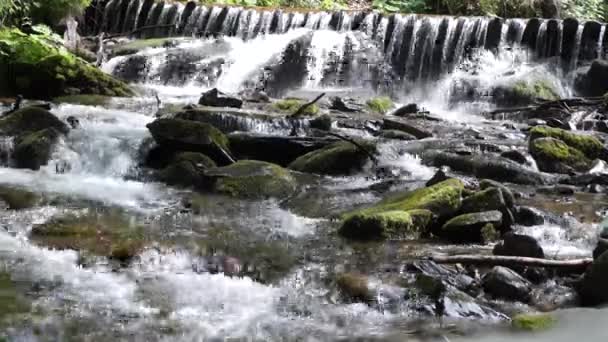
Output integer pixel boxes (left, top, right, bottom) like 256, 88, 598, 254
512, 80, 560, 102
481, 223, 499, 242
272, 98, 319, 116
530, 137, 592, 173
0, 106, 68, 136
147, 118, 230, 152
288, 141, 376, 176
512, 313, 556, 331
0, 28, 133, 99
530, 125, 605, 160
0, 272, 29, 322
205, 160, 297, 199
30, 211, 147, 262
441, 211, 503, 243
340, 210, 412, 240
53, 95, 112, 106
13, 128, 61, 170
366, 96, 394, 114
0, 186, 40, 210
160, 152, 216, 187
348, 179, 464, 219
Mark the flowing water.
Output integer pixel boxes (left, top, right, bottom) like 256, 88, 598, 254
2, 3, 608, 341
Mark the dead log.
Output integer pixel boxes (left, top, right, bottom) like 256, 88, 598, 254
428, 254, 593, 273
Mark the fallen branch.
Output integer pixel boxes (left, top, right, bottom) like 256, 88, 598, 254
290, 93, 326, 118
212, 140, 237, 165
315, 129, 379, 165
428, 254, 592, 273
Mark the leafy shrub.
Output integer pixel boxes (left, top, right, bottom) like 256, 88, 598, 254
0, 0, 91, 26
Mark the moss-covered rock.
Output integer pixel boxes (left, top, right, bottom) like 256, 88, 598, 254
30, 211, 147, 262
529, 137, 592, 173
272, 98, 319, 116
288, 141, 376, 176
0, 186, 40, 210
0, 106, 68, 136
349, 179, 464, 219
0, 272, 29, 322
160, 152, 216, 188
0, 28, 133, 99
512, 313, 556, 331
366, 96, 394, 114
53, 94, 112, 107
202, 160, 297, 199
530, 125, 606, 160
339, 209, 433, 240
493, 80, 559, 106
441, 211, 502, 243
146, 118, 233, 165
13, 128, 61, 170
336, 273, 373, 302
461, 187, 514, 231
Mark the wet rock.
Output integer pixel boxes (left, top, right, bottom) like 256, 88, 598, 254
546, 118, 570, 130
530, 137, 592, 174
288, 140, 376, 176
229, 132, 336, 167
575, 59, 608, 97
339, 209, 433, 240
241, 89, 270, 103
146, 118, 233, 165
461, 187, 512, 223
514, 206, 545, 226
199, 88, 243, 108
529, 125, 607, 161
493, 233, 544, 258
378, 129, 417, 141
66, 116, 80, 129
579, 250, 608, 306
593, 238, 608, 260
585, 183, 604, 193
536, 185, 576, 195
330, 97, 362, 113
0, 185, 40, 210
492, 80, 559, 107
393, 103, 419, 117
159, 152, 216, 188
336, 273, 373, 303
479, 179, 515, 210
500, 150, 528, 165
482, 266, 532, 302
0, 106, 69, 136
426, 169, 449, 187
422, 151, 554, 185
344, 179, 464, 221
201, 160, 297, 199
309, 114, 332, 131
441, 211, 502, 243
13, 128, 61, 170
383, 118, 432, 139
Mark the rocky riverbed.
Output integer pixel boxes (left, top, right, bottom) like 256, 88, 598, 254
2, 7, 608, 341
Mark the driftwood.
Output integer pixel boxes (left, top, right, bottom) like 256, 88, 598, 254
429, 254, 593, 273
290, 93, 326, 118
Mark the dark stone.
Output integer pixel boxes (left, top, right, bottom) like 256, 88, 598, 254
383, 118, 432, 139
593, 238, 608, 260
426, 169, 449, 187
66, 116, 79, 129
330, 97, 362, 113
13, 128, 61, 170
521, 18, 541, 50
441, 211, 503, 243
500, 150, 528, 165
309, 114, 332, 131
142, 2, 165, 38
0, 106, 69, 136
484, 17, 503, 52
493, 233, 545, 259
574, 59, 608, 97
263, 33, 311, 98
199, 88, 243, 109
160, 152, 216, 188
136, 0, 155, 35
579, 21, 603, 61
177, 1, 198, 35
540, 20, 561, 58
482, 266, 532, 302
585, 183, 604, 193
378, 130, 417, 141
561, 18, 579, 69
460, 187, 514, 231
546, 118, 570, 130
393, 103, 419, 117
122, 0, 141, 34
479, 179, 515, 210
514, 206, 545, 226
580, 251, 608, 306
536, 185, 576, 195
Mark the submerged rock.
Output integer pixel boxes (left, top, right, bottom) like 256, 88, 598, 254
441, 211, 502, 243
482, 266, 532, 302
0, 185, 40, 210
336, 273, 374, 303
288, 141, 376, 176
392, 103, 419, 117
530, 137, 592, 173
493, 233, 545, 258
13, 128, 61, 170
146, 118, 233, 165
202, 160, 297, 199
339, 209, 433, 240
198, 88, 243, 108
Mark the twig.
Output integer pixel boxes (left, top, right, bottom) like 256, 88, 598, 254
428, 254, 592, 273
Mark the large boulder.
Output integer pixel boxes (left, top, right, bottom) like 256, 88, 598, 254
13, 128, 62, 170
146, 118, 233, 165
0, 28, 133, 99
198, 88, 243, 108
579, 251, 608, 306
441, 211, 502, 243
482, 266, 532, 302
288, 141, 376, 176
339, 209, 433, 240
492, 80, 560, 106
460, 187, 514, 231
0, 106, 69, 136
493, 233, 545, 258
382, 118, 432, 139
201, 160, 297, 199
574, 59, 608, 97
530, 137, 592, 173
159, 152, 216, 188
529, 126, 607, 160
